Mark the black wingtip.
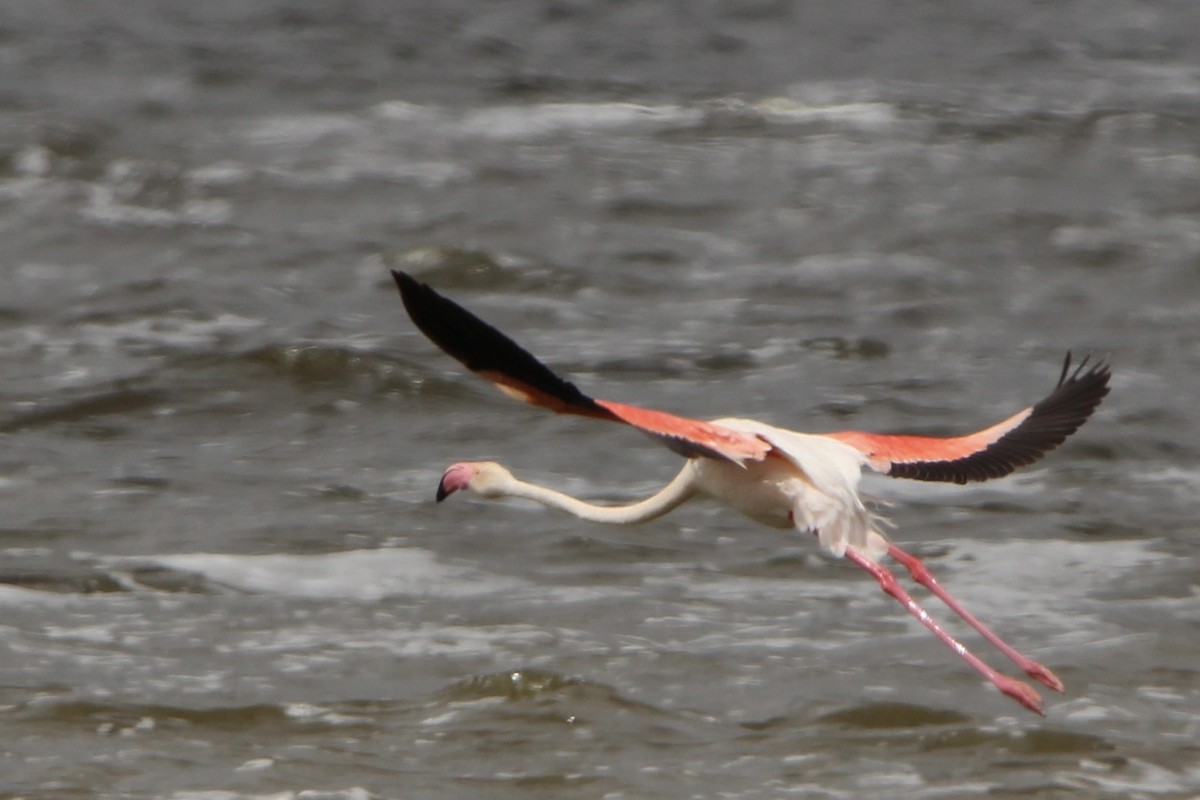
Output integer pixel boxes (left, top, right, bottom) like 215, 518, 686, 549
392, 270, 427, 327
964, 350, 1111, 481
1056, 350, 1110, 390
1051, 351, 1112, 414
391, 269, 415, 293
390, 269, 487, 370
1057, 350, 1073, 386
888, 351, 1111, 484
389, 269, 608, 416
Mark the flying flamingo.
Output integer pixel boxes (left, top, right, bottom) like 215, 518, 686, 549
391, 270, 1111, 715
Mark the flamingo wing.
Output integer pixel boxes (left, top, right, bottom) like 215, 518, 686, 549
825, 353, 1111, 484
392, 271, 770, 465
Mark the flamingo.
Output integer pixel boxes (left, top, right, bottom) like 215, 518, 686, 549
391, 270, 1111, 715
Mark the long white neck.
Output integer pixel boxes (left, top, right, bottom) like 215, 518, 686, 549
500, 465, 697, 525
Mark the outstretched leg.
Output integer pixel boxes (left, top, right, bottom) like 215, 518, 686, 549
885, 542, 1064, 692
841, 545, 1045, 716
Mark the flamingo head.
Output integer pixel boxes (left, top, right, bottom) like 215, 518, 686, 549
436, 461, 514, 501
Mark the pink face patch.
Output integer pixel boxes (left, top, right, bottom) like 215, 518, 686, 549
436, 462, 475, 501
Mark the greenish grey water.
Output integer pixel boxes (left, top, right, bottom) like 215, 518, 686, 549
2, 3, 1199, 798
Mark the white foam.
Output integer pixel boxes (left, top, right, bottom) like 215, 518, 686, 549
454, 102, 702, 140
119, 548, 524, 602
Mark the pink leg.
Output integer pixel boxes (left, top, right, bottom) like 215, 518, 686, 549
842, 545, 1045, 716
886, 543, 1064, 693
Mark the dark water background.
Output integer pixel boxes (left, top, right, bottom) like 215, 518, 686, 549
2, 2, 1199, 798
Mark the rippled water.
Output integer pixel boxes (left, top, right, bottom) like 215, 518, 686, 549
2, 2, 1199, 798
